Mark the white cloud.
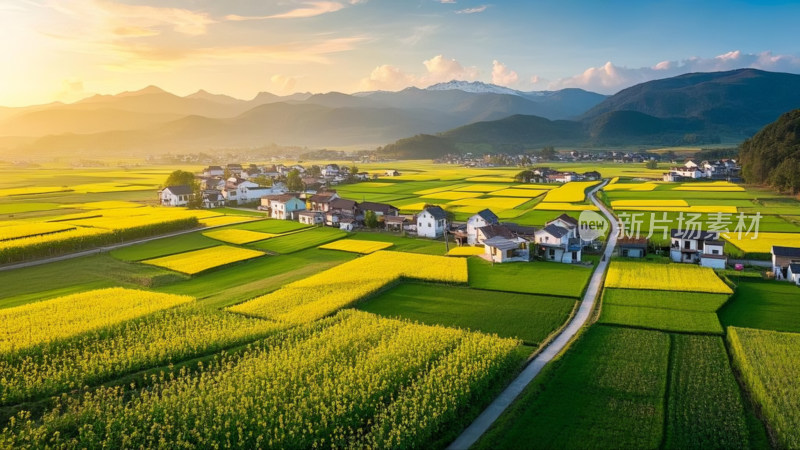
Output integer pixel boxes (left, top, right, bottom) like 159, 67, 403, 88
491, 60, 518, 86
549, 50, 800, 94
439, 0, 456, 3
399, 25, 438, 46
456, 5, 487, 14
226, 2, 346, 20
55, 78, 90, 103
360, 54, 479, 91
270, 74, 298, 93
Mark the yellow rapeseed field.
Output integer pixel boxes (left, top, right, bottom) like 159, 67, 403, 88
448, 197, 529, 210
542, 181, 600, 202
64, 201, 145, 210
510, 184, 556, 190
199, 215, 260, 227
0, 226, 112, 253
318, 239, 394, 254
611, 200, 689, 207
0, 223, 76, 241
447, 246, 485, 256
143, 245, 266, 275
202, 229, 276, 244
419, 191, 482, 200
487, 188, 548, 198
614, 205, 738, 213
0, 288, 193, 354
724, 232, 800, 253
533, 202, 599, 211
453, 184, 510, 193
602, 182, 658, 191
228, 251, 467, 324
605, 261, 732, 294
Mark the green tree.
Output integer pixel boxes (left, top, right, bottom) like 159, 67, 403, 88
540, 146, 556, 160
164, 170, 195, 188
364, 210, 378, 228
514, 170, 535, 183
645, 160, 658, 169
286, 169, 304, 191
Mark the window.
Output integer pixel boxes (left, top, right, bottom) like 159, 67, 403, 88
684, 240, 691, 250
712, 249, 719, 255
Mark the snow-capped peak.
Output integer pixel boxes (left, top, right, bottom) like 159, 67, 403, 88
425, 80, 523, 96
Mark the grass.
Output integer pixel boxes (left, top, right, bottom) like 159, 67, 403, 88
600, 304, 724, 334
110, 232, 219, 261
318, 239, 394, 254
357, 283, 575, 345
156, 248, 357, 308
665, 334, 752, 449
222, 219, 309, 234
603, 288, 730, 312
475, 325, 669, 449
467, 257, 591, 298
0, 254, 185, 309
202, 229, 276, 245
347, 231, 446, 255
250, 227, 347, 253
718, 279, 800, 333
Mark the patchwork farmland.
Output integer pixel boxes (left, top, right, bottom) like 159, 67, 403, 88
1, 160, 799, 448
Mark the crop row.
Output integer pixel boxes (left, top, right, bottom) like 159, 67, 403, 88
143, 245, 266, 275
0, 307, 283, 405
0, 288, 193, 354
605, 260, 733, 294
229, 250, 468, 324
0, 310, 523, 448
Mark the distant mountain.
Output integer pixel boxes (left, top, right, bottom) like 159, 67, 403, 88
425, 80, 523, 96
441, 114, 583, 152
185, 90, 243, 105
582, 68, 800, 138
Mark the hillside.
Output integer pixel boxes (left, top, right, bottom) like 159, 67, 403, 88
582, 69, 800, 138
739, 108, 800, 194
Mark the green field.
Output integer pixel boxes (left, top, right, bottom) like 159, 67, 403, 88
603, 288, 730, 312
110, 232, 219, 261
476, 326, 670, 449
718, 279, 800, 333
347, 231, 447, 255
467, 257, 592, 298
358, 282, 575, 345
250, 227, 347, 253
225, 219, 308, 233
666, 335, 755, 449
600, 304, 723, 334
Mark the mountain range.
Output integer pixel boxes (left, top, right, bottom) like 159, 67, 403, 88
1, 69, 799, 158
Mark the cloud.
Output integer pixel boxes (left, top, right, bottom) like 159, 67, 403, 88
47, 0, 216, 36
549, 50, 800, 94
456, 5, 487, 14
271, 74, 299, 93
55, 78, 90, 103
399, 25, 439, 46
439, 0, 457, 3
491, 60, 518, 86
360, 54, 480, 91
225, 2, 346, 21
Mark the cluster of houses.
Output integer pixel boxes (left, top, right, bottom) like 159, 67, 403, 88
159, 163, 402, 209
449, 209, 584, 264
435, 150, 664, 166
526, 168, 602, 184
663, 159, 741, 181
260, 191, 400, 231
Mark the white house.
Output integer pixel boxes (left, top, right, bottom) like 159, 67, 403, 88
322, 165, 340, 178
416, 206, 447, 238
298, 210, 324, 225
339, 219, 355, 232
202, 166, 224, 177
700, 239, 727, 269
771, 246, 800, 281
548, 214, 579, 239
201, 190, 225, 209
159, 185, 193, 207
483, 236, 530, 263
385, 169, 400, 177
466, 209, 499, 245
534, 224, 582, 263
788, 263, 800, 285
264, 194, 306, 220
670, 229, 727, 268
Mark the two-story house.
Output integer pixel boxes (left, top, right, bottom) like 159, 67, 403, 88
417, 206, 447, 238
159, 185, 192, 207
466, 209, 500, 245
669, 229, 727, 268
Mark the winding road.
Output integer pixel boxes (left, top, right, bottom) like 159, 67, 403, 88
447, 179, 620, 450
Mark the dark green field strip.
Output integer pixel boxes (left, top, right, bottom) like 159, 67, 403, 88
475, 326, 670, 449
718, 279, 800, 333
156, 248, 357, 308
600, 304, 724, 334
468, 257, 592, 298
250, 227, 347, 253
665, 334, 756, 449
357, 282, 575, 345
110, 232, 219, 261
221, 219, 309, 234
603, 288, 730, 313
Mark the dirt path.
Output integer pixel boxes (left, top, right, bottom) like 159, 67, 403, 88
447, 180, 619, 449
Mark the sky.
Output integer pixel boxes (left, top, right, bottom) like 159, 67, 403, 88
1, 0, 800, 106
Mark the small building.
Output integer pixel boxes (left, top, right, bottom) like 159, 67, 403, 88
534, 224, 582, 263
483, 236, 530, 263
357, 202, 399, 221
788, 263, 800, 285
384, 215, 409, 232
417, 206, 447, 238
298, 210, 324, 225
330, 198, 358, 220
772, 245, 800, 281
617, 237, 647, 258
202, 166, 224, 177
466, 209, 499, 246
201, 189, 225, 209
160, 185, 192, 207
308, 192, 340, 212
385, 169, 400, 177
264, 194, 306, 220
339, 219, 355, 232
670, 229, 725, 266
